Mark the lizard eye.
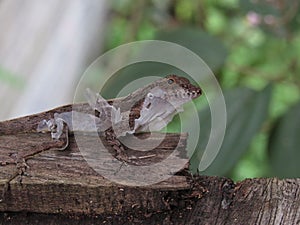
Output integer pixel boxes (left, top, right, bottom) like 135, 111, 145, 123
147, 93, 154, 98
167, 78, 174, 84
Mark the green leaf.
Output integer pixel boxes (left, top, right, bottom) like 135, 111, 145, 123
268, 101, 300, 178
155, 27, 227, 72
190, 85, 272, 175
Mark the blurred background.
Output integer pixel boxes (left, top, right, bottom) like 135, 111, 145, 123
0, 0, 299, 180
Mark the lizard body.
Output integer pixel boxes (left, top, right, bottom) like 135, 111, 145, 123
37, 75, 202, 163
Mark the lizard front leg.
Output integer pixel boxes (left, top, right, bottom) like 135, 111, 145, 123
104, 128, 132, 164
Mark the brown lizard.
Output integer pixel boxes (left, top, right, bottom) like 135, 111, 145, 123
36, 74, 202, 163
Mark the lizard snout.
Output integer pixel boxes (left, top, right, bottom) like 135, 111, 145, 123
188, 85, 202, 99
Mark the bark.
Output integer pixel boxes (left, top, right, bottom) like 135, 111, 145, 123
0, 106, 299, 225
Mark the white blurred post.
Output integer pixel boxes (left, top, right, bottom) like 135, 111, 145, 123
0, 0, 109, 120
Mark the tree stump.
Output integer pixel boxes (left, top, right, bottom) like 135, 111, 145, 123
0, 105, 299, 224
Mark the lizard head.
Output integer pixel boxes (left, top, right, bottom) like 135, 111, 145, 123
131, 75, 202, 132
164, 75, 202, 99
149, 74, 202, 111
146, 75, 202, 110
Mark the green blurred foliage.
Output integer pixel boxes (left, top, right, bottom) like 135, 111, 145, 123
0, 66, 25, 89
105, 0, 300, 180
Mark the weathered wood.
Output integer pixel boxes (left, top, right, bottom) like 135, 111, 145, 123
0, 104, 190, 213
0, 176, 299, 225
0, 106, 300, 225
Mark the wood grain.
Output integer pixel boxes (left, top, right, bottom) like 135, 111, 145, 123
0, 105, 299, 224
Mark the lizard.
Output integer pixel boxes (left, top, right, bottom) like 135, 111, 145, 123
36, 74, 202, 164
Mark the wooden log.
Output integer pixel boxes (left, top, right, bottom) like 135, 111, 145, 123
0, 104, 190, 213
0, 105, 299, 224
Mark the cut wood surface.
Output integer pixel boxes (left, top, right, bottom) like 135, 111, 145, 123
0, 105, 299, 225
